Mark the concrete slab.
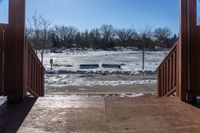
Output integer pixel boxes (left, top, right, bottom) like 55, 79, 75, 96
1, 96, 200, 133
105, 96, 200, 133
18, 96, 108, 133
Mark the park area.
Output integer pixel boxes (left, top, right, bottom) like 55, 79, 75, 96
42, 49, 168, 96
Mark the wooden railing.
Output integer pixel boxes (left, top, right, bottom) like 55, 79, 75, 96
26, 40, 45, 97
157, 39, 179, 97
0, 23, 44, 97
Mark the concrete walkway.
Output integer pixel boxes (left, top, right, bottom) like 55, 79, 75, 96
1, 96, 200, 133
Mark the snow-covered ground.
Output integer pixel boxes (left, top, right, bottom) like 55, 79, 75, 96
41, 49, 169, 87
45, 74, 157, 87
43, 49, 168, 74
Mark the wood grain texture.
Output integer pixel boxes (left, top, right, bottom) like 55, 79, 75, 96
0, 29, 3, 95
158, 0, 200, 103
26, 41, 45, 96
180, 0, 200, 102
0, 0, 44, 101
157, 41, 178, 97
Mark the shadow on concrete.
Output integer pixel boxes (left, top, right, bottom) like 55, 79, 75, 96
191, 103, 200, 109
0, 96, 37, 133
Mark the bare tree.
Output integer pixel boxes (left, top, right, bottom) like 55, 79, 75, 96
117, 28, 136, 47
89, 28, 101, 49
27, 13, 53, 64
100, 25, 116, 49
25, 27, 33, 39
154, 27, 172, 48
27, 22, 174, 51
53, 25, 78, 48
137, 25, 154, 74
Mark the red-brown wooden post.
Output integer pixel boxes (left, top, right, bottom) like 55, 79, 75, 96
4, 0, 26, 102
179, 0, 188, 102
179, 0, 200, 102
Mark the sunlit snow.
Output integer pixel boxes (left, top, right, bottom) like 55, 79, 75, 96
40, 49, 168, 87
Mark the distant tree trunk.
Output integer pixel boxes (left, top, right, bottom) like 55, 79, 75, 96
142, 48, 145, 75
40, 50, 44, 65
138, 25, 153, 75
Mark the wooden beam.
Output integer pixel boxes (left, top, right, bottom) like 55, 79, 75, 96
4, 0, 26, 102
165, 87, 177, 97
27, 87, 39, 97
179, 0, 189, 102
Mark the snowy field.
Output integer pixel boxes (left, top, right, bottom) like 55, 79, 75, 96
41, 49, 169, 87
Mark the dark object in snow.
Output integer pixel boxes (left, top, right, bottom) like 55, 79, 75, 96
53, 64, 73, 67
50, 59, 53, 70
80, 64, 99, 69
136, 70, 155, 75
50, 49, 62, 53
144, 70, 155, 75
53, 64, 62, 67
102, 64, 121, 69
63, 65, 73, 67
45, 70, 56, 74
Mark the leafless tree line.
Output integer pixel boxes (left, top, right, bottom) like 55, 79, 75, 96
26, 14, 178, 69
26, 14, 178, 51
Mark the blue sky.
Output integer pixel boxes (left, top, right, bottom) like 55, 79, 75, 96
0, 0, 8, 24
198, 0, 200, 25
1, 0, 180, 33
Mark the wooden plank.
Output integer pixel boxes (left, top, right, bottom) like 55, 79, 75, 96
161, 67, 164, 96
176, 43, 179, 97
163, 64, 166, 96
179, 0, 189, 101
197, 27, 200, 95
166, 60, 169, 93
188, 0, 196, 102
41, 70, 45, 96
157, 69, 161, 97
159, 67, 163, 96
169, 57, 172, 92
172, 52, 176, 88
164, 87, 177, 97
0, 29, 3, 95
27, 87, 39, 97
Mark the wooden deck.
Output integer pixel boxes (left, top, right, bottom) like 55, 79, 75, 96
1, 96, 200, 133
